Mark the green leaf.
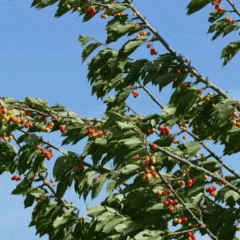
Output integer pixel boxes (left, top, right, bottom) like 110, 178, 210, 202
24, 193, 35, 208
31, 0, 58, 10
181, 141, 202, 158
155, 73, 178, 92
208, 10, 226, 23
107, 3, 130, 13
25, 96, 49, 111
78, 35, 91, 48
118, 38, 147, 60
86, 204, 106, 218
29, 187, 47, 198
91, 173, 108, 199
186, 0, 211, 15
53, 154, 78, 181
119, 136, 143, 149
221, 41, 240, 66
82, 43, 101, 63
107, 181, 116, 195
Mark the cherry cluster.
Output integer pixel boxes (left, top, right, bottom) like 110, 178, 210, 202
174, 216, 188, 224
155, 188, 172, 197
225, 16, 235, 24
132, 89, 139, 98
157, 125, 170, 136
36, 146, 53, 161
87, 7, 96, 18
59, 125, 66, 133
11, 175, 22, 181
77, 163, 85, 171
186, 178, 196, 187
187, 232, 197, 240
212, 1, 223, 13
164, 199, 179, 206
87, 126, 107, 138
206, 186, 217, 197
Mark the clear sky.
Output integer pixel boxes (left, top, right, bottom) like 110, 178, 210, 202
1, 0, 240, 239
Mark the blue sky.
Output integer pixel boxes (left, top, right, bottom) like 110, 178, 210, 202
1, 0, 240, 239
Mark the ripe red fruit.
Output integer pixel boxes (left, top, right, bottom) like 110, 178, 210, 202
164, 201, 169, 206
187, 183, 192, 187
147, 44, 151, 48
103, 129, 107, 134
212, 186, 217, 191
27, 111, 31, 115
147, 130, 152, 134
191, 178, 196, 183
168, 199, 173, 205
192, 234, 196, 239
49, 149, 53, 153
152, 144, 158, 149
150, 48, 155, 54
29, 123, 33, 128
209, 187, 213, 192
187, 232, 192, 236
221, 180, 226, 184
135, 154, 140, 157
25, 123, 29, 128
158, 125, 164, 131
173, 200, 178, 205
182, 217, 188, 223
50, 179, 54, 183
138, 167, 142, 171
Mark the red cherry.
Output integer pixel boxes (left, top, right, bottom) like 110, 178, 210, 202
160, 130, 166, 135
103, 129, 107, 134
29, 123, 33, 128
182, 217, 188, 223
187, 232, 192, 236
25, 123, 29, 128
221, 180, 226, 184
212, 186, 217, 191
168, 199, 173, 205
164, 201, 169, 206
192, 234, 196, 239
147, 130, 152, 134
209, 187, 213, 192
191, 178, 196, 183
27, 111, 31, 116
158, 125, 164, 131
138, 167, 142, 171
187, 183, 192, 187
152, 144, 158, 149
173, 200, 178, 205
49, 149, 53, 153
135, 154, 140, 157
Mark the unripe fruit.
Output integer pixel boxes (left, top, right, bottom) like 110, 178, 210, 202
169, 207, 174, 212
43, 180, 47, 184
178, 219, 182, 224
77, 7, 81, 12
204, 175, 208, 180
67, 4, 71, 9
174, 218, 179, 223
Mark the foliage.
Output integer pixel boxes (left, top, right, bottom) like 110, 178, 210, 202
2, 0, 240, 240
